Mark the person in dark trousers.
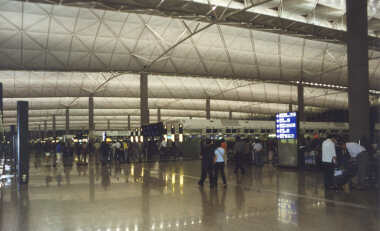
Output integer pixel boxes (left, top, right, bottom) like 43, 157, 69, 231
233, 136, 245, 174
321, 135, 337, 189
198, 139, 215, 187
100, 141, 109, 165
253, 139, 264, 167
214, 140, 227, 188
343, 142, 369, 190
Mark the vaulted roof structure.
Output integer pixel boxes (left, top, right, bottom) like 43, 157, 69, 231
0, 0, 379, 131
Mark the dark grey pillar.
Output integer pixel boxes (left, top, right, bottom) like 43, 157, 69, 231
43, 120, 47, 139
0, 83, 2, 142
347, 0, 370, 142
89, 96, 94, 142
298, 84, 304, 121
0, 83, 3, 123
206, 97, 211, 120
17, 101, 29, 184
289, 104, 293, 112
38, 124, 41, 138
88, 97, 95, 200
107, 119, 110, 130
128, 115, 131, 130
10, 125, 16, 158
140, 72, 149, 126
65, 108, 70, 134
157, 108, 161, 122
229, 111, 232, 120
52, 115, 56, 140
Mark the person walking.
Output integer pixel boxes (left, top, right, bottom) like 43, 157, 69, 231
100, 141, 109, 164
123, 140, 129, 163
214, 140, 227, 188
233, 136, 245, 174
321, 135, 337, 189
253, 139, 264, 167
221, 139, 228, 165
198, 139, 215, 187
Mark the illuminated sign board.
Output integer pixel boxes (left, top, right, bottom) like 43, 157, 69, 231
276, 112, 298, 139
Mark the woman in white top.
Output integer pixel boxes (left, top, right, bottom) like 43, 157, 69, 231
214, 141, 227, 187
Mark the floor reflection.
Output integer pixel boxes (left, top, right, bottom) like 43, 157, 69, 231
0, 151, 379, 231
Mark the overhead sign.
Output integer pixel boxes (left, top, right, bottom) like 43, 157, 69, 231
94, 131, 131, 136
276, 112, 298, 139
142, 122, 164, 137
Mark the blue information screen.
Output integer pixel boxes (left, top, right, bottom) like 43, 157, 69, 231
276, 112, 298, 139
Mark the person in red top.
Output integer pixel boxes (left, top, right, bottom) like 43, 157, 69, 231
221, 139, 227, 164
221, 139, 227, 152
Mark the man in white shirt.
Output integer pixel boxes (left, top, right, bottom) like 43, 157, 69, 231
321, 136, 337, 189
253, 139, 264, 167
345, 143, 366, 158
253, 142, 263, 153
322, 138, 336, 163
344, 142, 368, 189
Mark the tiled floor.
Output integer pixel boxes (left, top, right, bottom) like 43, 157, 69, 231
0, 153, 379, 231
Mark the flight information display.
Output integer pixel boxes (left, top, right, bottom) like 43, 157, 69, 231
276, 112, 298, 139
142, 122, 164, 137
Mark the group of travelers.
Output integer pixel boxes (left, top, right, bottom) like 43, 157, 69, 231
198, 139, 227, 188
32, 137, 186, 167
198, 136, 266, 188
232, 136, 266, 173
321, 135, 379, 190
99, 140, 130, 164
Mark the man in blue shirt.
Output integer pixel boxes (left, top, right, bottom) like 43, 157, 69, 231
214, 140, 227, 188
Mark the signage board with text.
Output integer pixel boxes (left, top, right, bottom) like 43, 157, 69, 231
276, 112, 298, 139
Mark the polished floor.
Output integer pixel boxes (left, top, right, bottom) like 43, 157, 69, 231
1, 154, 379, 231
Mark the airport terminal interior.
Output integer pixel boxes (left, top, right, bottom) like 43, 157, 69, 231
0, 0, 380, 230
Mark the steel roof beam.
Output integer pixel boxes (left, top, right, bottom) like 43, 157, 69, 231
14, 0, 380, 50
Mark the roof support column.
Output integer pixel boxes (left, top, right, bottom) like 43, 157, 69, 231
17, 101, 29, 184
52, 115, 56, 141
107, 119, 110, 131
347, 0, 370, 143
43, 120, 47, 139
38, 124, 41, 138
298, 84, 304, 122
65, 108, 70, 135
206, 97, 211, 120
289, 104, 293, 112
88, 96, 95, 198
140, 72, 149, 126
89, 96, 94, 142
0, 83, 3, 125
229, 111, 232, 120
10, 125, 16, 157
128, 115, 131, 131
157, 108, 161, 122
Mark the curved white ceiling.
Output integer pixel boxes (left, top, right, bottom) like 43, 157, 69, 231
0, 71, 348, 107
0, 0, 375, 131
0, 1, 380, 88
